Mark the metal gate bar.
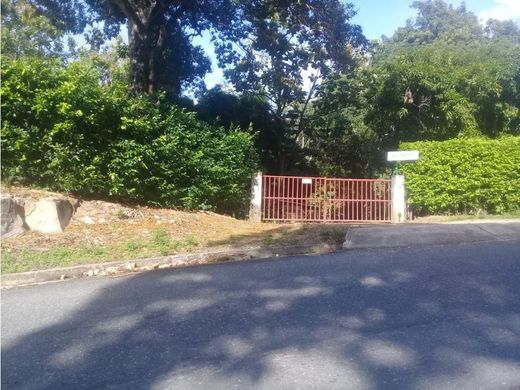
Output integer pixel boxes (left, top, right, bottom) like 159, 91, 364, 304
262, 175, 391, 223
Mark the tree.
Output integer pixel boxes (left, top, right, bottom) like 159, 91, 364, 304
310, 69, 380, 177
390, 0, 483, 45
484, 19, 520, 42
30, 0, 367, 101
216, 0, 366, 122
366, 0, 520, 142
212, 0, 367, 172
310, 0, 520, 177
372, 0, 520, 141
195, 87, 307, 173
1, 0, 69, 58
28, 0, 234, 95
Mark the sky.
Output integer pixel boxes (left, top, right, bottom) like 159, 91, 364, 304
199, 0, 520, 89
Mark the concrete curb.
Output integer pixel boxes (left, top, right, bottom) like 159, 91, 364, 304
1, 243, 339, 288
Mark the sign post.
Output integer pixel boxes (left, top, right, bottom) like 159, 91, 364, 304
387, 150, 419, 223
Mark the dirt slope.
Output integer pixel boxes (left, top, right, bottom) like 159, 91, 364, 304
1, 186, 347, 273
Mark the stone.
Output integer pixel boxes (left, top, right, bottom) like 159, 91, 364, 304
24, 197, 74, 233
84, 269, 100, 277
79, 216, 95, 224
125, 262, 137, 271
105, 266, 119, 275
1, 197, 27, 238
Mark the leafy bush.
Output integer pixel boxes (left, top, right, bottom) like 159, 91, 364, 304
1, 57, 257, 215
401, 137, 520, 215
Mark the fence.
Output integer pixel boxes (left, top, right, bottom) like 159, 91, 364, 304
262, 175, 392, 223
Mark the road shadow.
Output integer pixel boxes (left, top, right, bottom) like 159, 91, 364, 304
2, 241, 520, 389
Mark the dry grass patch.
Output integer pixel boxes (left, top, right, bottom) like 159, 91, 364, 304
2, 187, 350, 273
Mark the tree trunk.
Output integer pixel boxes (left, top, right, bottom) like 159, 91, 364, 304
128, 19, 168, 95
128, 18, 154, 95
115, 0, 167, 95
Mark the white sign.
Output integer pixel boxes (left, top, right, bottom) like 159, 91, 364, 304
387, 150, 420, 162
302, 178, 313, 184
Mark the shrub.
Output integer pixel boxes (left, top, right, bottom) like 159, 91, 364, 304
1, 57, 257, 215
401, 137, 520, 215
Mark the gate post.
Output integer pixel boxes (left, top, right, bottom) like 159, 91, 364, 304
249, 171, 263, 222
391, 175, 406, 223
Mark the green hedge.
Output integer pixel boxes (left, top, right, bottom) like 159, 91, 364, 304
1, 57, 257, 215
401, 137, 520, 215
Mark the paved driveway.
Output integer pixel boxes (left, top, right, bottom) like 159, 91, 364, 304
2, 241, 520, 389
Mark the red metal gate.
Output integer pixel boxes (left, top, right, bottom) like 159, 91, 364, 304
262, 175, 391, 223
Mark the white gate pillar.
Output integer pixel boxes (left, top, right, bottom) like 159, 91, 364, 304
391, 175, 406, 223
249, 172, 263, 222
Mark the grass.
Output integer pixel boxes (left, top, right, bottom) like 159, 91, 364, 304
2, 246, 109, 274
152, 227, 170, 255
2, 229, 201, 274
116, 209, 130, 220
1, 223, 347, 274
444, 209, 520, 221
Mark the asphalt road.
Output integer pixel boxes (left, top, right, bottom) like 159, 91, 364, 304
2, 240, 520, 390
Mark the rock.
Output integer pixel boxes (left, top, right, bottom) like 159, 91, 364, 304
125, 262, 137, 271
105, 266, 119, 275
85, 269, 100, 277
1, 197, 27, 238
24, 197, 74, 233
79, 216, 95, 224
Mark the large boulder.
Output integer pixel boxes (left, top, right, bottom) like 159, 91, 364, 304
24, 197, 74, 233
1, 197, 27, 238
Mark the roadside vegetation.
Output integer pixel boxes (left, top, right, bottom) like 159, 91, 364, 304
1, 0, 519, 272
3, 1, 518, 208
1, 188, 348, 273
2, 228, 201, 273
402, 137, 520, 215
1, 56, 257, 215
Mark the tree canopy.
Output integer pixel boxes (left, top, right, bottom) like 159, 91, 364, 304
26, 0, 366, 98
2, 0, 520, 183
1, 0, 69, 58
308, 0, 520, 176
